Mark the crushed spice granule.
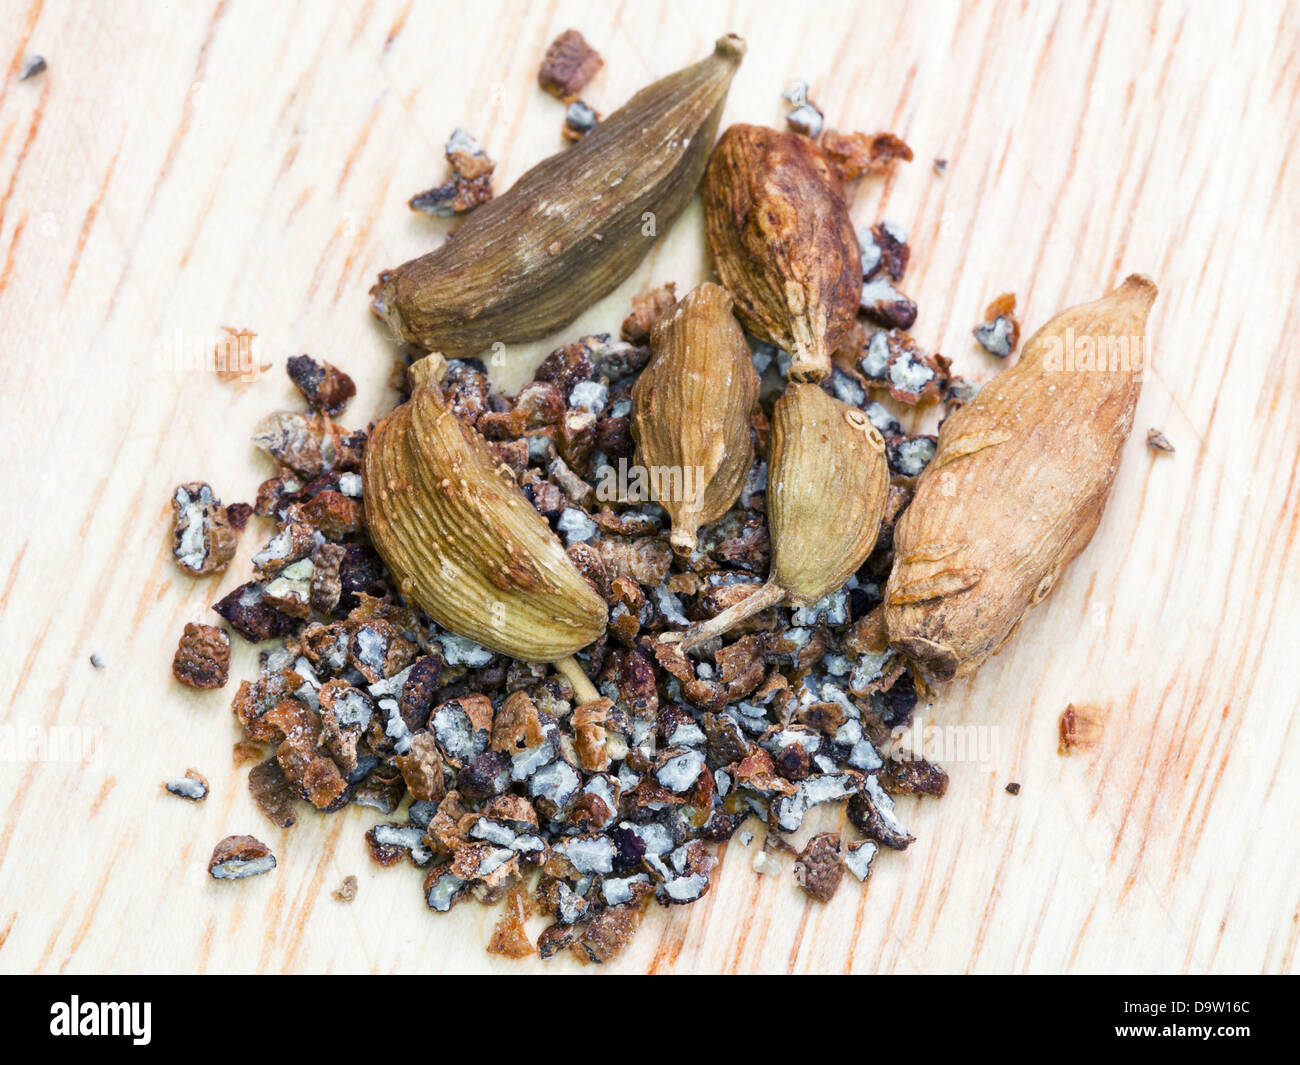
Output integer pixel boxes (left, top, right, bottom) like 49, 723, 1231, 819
1146, 428, 1175, 453
172, 623, 230, 690
538, 29, 603, 99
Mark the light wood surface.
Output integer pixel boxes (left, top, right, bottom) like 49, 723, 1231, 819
1, 0, 1298, 974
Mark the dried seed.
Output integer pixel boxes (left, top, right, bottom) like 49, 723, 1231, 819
372, 37, 745, 360
886, 276, 1157, 681
208, 835, 276, 880
702, 124, 861, 382
163, 769, 209, 802
171, 482, 237, 576
172, 623, 231, 689
631, 282, 760, 553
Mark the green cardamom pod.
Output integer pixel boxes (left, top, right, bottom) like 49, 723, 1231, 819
362, 356, 608, 665
371, 35, 746, 360
631, 282, 760, 554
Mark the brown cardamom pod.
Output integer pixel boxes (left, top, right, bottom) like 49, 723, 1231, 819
680, 382, 889, 650
630, 282, 760, 554
370, 36, 746, 360
885, 275, 1158, 682
701, 124, 861, 383
362, 356, 608, 675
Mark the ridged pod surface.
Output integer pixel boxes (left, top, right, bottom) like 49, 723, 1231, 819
370, 36, 746, 359
885, 275, 1158, 682
679, 381, 889, 651
631, 282, 759, 554
768, 383, 890, 603
363, 357, 607, 661
701, 124, 861, 383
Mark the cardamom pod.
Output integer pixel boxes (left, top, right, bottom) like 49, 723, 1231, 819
370, 36, 746, 360
362, 356, 608, 666
701, 124, 861, 383
630, 282, 760, 554
885, 275, 1158, 682
680, 382, 889, 650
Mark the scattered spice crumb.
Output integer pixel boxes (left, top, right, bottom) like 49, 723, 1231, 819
89, 653, 105, 670
208, 835, 276, 880
562, 99, 600, 141
19, 55, 46, 80
225, 501, 253, 532
538, 28, 603, 99
1146, 428, 1175, 453
410, 129, 495, 216
819, 129, 913, 183
1005, 782, 1021, 795
1058, 704, 1104, 755
171, 623, 231, 690
163, 768, 209, 802
933, 158, 948, 175
794, 832, 844, 902
232, 739, 263, 768
973, 293, 1020, 358
333, 875, 358, 903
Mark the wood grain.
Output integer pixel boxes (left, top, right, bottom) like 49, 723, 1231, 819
0, 0, 1297, 974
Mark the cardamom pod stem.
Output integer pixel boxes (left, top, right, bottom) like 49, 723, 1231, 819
371, 36, 746, 361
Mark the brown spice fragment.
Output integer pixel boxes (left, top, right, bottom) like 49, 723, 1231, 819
1146, 428, 1175, 453
577, 902, 643, 963
208, 834, 276, 879
571, 698, 612, 772
879, 755, 949, 798
333, 875, 358, 902
487, 884, 534, 959
794, 832, 844, 902
213, 583, 299, 644
286, 354, 356, 416
491, 690, 547, 753
163, 768, 209, 802
538, 28, 603, 99
1058, 703, 1104, 754
409, 129, 496, 216
621, 282, 678, 343
1005, 782, 1021, 795
172, 622, 231, 689
232, 739, 264, 767
171, 482, 238, 576
225, 502, 253, 532
395, 731, 447, 803
973, 292, 1020, 358
248, 757, 298, 828
819, 129, 913, 182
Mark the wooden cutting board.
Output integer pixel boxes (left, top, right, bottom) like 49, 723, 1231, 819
1, 0, 1297, 974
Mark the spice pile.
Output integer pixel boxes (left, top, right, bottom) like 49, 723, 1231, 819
166, 27, 1156, 966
